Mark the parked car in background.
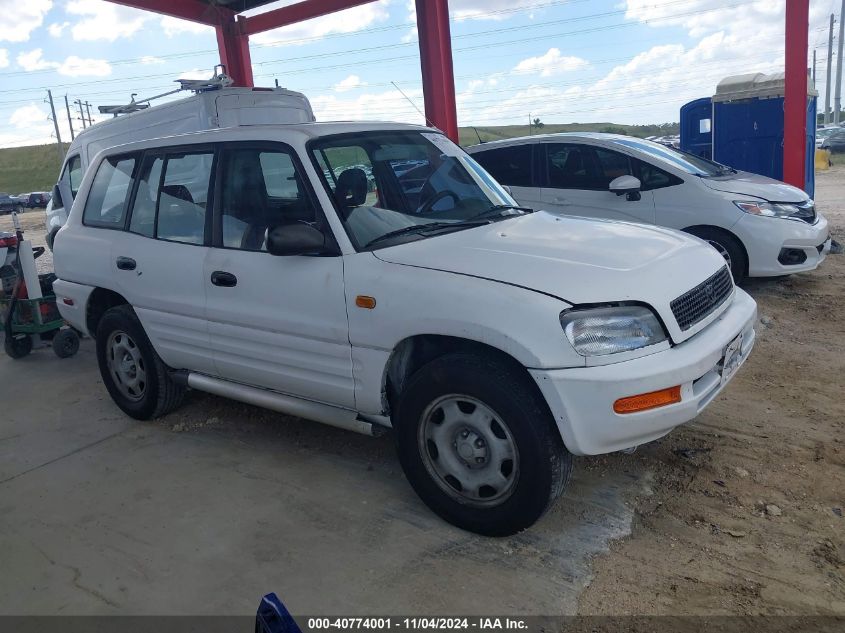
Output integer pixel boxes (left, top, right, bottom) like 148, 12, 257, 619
54, 122, 757, 535
819, 127, 845, 153
467, 133, 831, 282
0, 193, 24, 215
19, 192, 51, 208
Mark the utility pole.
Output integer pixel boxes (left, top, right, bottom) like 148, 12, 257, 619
528, 113, 532, 136
84, 101, 93, 126
75, 99, 87, 129
826, 13, 834, 124
836, 0, 845, 124
813, 48, 817, 85
46, 90, 63, 165
64, 94, 75, 140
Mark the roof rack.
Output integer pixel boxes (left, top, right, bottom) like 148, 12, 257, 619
98, 65, 234, 117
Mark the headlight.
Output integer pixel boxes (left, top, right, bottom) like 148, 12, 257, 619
559, 306, 667, 356
734, 200, 811, 220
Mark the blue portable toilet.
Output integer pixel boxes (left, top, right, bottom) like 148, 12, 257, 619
680, 72, 817, 197
679, 97, 713, 160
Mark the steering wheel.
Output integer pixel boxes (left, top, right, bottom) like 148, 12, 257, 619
416, 189, 459, 216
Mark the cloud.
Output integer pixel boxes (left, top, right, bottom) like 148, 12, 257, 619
66, 0, 148, 42
450, 0, 548, 21
0, 49, 8, 69
47, 21, 70, 37
16, 48, 111, 77
311, 87, 426, 125
160, 16, 214, 37
140, 56, 164, 65
57, 56, 112, 77
513, 49, 588, 78
10, 104, 48, 128
334, 74, 367, 92
17, 49, 55, 72
251, 0, 390, 46
0, 0, 52, 42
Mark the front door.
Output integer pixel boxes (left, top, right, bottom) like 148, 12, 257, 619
203, 143, 355, 408
538, 142, 655, 224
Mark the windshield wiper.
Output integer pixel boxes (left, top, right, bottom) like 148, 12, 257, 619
363, 220, 489, 250
464, 204, 534, 222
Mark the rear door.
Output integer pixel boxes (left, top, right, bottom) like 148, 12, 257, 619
203, 142, 354, 408
469, 143, 543, 210
104, 146, 217, 374
538, 142, 655, 224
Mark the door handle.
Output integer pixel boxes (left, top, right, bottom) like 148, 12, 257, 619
116, 256, 136, 271
210, 271, 237, 287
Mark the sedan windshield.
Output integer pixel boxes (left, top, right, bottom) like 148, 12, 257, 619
613, 137, 733, 177
310, 130, 522, 250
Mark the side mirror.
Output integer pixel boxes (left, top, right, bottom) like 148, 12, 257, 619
609, 175, 642, 201
51, 184, 63, 210
266, 223, 327, 257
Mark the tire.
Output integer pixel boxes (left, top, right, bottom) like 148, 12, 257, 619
4, 335, 32, 359
52, 328, 80, 358
96, 304, 185, 420
684, 227, 747, 283
394, 352, 572, 536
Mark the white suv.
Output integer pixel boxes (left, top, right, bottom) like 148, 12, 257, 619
53, 122, 757, 535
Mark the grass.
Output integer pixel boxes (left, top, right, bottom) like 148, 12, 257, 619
0, 143, 68, 195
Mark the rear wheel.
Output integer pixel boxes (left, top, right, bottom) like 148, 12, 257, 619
96, 305, 184, 420
394, 352, 572, 536
684, 227, 747, 283
4, 335, 32, 359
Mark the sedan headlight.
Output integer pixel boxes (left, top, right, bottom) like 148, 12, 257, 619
559, 306, 667, 356
734, 200, 813, 220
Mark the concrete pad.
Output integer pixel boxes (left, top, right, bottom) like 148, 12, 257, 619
0, 341, 640, 615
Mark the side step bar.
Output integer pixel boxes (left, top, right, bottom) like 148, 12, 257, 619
180, 372, 388, 437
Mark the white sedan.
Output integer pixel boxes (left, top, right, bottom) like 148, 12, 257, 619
467, 133, 831, 282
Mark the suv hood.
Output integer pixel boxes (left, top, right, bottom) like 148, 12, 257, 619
701, 171, 807, 202
374, 212, 730, 343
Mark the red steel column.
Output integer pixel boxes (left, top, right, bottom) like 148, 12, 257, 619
216, 17, 254, 87
415, 0, 459, 142
784, 0, 810, 189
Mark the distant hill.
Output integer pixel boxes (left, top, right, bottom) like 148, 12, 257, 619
0, 121, 680, 193
0, 143, 68, 194
458, 122, 678, 146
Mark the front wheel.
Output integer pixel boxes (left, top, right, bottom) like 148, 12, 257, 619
4, 335, 32, 359
684, 227, 747, 283
96, 305, 185, 420
394, 353, 572, 536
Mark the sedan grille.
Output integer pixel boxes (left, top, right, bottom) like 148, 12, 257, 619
670, 267, 733, 331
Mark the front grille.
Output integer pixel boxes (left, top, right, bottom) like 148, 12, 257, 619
670, 266, 733, 331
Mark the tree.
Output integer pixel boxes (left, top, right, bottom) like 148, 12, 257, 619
532, 117, 544, 129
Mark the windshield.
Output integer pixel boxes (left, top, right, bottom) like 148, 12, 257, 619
613, 137, 732, 177
310, 130, 520, 250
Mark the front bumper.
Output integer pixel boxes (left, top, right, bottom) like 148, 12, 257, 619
734, 212, 830, 277
531, 288, 757, 456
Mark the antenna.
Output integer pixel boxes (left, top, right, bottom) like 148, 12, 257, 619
391, 81, 441, 131
472, 126, 483, 144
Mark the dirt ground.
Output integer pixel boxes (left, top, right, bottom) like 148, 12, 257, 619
578, 166, 845, 615
1, 168, 843, 616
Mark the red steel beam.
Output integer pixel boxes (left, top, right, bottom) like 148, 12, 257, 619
106, 0, 232, 26
217, 18, 254, 87
784, 0, 810, 190
415, 0, 459, 142
241, 0, 379, 36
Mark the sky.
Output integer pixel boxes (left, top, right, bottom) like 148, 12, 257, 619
0, 0, 838, 148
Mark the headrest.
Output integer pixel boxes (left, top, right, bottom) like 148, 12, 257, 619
335, 168, 368, 207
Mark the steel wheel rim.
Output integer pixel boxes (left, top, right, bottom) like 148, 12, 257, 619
417, 395, 519, 507
707, 239, 732, 271
106, 330, 146, 401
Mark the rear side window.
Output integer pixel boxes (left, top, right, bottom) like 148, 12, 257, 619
82, 155, 136, 228
471, 145, 533, 187
155, 152, 213, 245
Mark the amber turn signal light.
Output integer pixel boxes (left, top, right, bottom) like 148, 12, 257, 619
355, 295, 376, 309
613, 385, 682, 414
